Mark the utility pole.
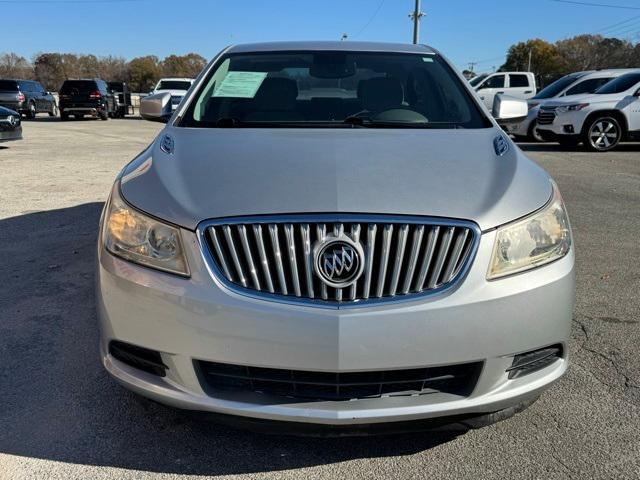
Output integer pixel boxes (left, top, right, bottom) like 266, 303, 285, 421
409, 0, 425, 44
467, 62, 477, 73
527, 48, 532, 72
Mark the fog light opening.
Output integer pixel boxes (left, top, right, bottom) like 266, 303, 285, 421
109, 341, 168, 377
506, 345, 563, 380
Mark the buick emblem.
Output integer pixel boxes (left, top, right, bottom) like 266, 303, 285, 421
313, 236, 365, 289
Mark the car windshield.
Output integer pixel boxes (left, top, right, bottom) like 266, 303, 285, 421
595, 73, 640, 94
157, 80, 192, 90
180, 51, 489, 128
533, 73, 585, 99
468, 74, 487, 87
60, 81, 97, 93
0, 80, 19, 91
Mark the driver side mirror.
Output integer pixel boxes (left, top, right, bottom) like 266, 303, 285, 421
492, 94, 527, 125
140, 92, 172, 123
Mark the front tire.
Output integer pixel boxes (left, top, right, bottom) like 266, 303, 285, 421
99, 105, 109, 120
528, 121, 544, 142
583, 116, 622, 152
49, 103, 58, 117
26, 102, 36, 119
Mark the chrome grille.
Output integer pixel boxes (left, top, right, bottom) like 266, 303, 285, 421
200, 215, 479, 306
537, 107, 556, 125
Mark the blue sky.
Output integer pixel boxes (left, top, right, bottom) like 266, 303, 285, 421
1, 0, 639, 73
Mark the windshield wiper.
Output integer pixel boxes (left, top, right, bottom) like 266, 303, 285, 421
342, 116, 464, 129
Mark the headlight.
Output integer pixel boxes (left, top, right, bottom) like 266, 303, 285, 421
488, 184, 571, 280
103, 182, 190, 276
556, 103, 589, 114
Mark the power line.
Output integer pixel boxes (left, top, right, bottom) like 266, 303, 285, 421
551, 0, 640, 10
594, 13, 640, 33
352, 0, 386, 38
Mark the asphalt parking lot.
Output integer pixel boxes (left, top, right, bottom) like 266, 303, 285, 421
0, 118, 639, 480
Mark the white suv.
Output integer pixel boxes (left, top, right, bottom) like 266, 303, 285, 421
537, 71, 640, 151
508, 69, 635, 141
470, 72, 536, 109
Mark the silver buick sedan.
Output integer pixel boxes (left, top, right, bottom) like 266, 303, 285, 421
96, 41, 574, 433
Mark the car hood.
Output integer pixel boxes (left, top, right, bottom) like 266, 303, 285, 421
542, 93, 623, 107
0, 105, 18, 116
153, 89, 188, 96
120, 126, 552, 231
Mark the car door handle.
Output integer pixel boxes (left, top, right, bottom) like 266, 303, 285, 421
524, 90, 532, 94
497, 91, 504, 94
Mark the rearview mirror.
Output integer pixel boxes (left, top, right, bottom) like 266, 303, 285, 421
492, 94, 527, 125
140, 92, 172, 123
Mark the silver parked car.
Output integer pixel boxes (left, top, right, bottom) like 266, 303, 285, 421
97, 42, 574, 433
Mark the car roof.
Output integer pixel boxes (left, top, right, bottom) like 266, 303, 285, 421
226, 41, 436, 54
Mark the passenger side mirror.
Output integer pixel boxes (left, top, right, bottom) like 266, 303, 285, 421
140, 92, 172, 123
492, 94, 527, 125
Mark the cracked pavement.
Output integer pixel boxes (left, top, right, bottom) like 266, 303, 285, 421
0, 119, 639, 479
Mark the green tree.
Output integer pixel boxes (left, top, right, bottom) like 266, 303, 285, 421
161, 53, 207, 78
501, 39, 564, 85
128, 55, 162, 92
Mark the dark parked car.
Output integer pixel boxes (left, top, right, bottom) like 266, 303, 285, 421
0, 79, 57, 119
0, 106, 22, 143
107, 81, 132, 118
59, 78, 116, 120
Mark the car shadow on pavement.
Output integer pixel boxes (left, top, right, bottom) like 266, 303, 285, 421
0, 204, 459, 476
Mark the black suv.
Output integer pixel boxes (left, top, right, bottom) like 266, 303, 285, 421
59, 79, 116, 120
0, 79, 57, 119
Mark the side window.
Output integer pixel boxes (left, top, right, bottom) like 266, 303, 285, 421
565, 77, 611, 96
509, 74, 529, 88
97, 80, 106, 92
480, 74, 505, 89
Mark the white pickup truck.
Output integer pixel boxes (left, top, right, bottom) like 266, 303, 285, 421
469, 72, 536, 110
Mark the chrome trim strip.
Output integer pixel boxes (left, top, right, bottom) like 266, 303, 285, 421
300, 224, 315, 298
348, 224, 361, 300
223, 225, 247, 288
316, 224, 328, 300
253, 224, 274, 293
375, 224, 393, 298
209, 227, 233, 281
362, 223, 377, 300
401, 225, 424, 294
388, 224, 409, 296
238, 225, 261, 290
269, 224, 288, 295
441, 229, 469, 284
284, 223, 301, 297
196, 214, 481, 310
414, 226, 439, 291
427, 226, 455, 289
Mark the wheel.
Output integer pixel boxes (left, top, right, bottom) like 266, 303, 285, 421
74, 114, 84, 120
528, 121, 544, 142
583, 116, 622, 152
99, 105, 109, 120
558, 137, 580, 148
49, 102, 58, 117
26, 102, 36, 119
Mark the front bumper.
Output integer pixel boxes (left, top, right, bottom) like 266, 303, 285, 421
0, 126, 22, 142
97, 226, 574, 425
506, 107, 537, 137
537, 110, 586, 137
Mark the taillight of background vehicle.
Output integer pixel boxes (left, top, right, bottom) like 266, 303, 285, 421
17, 92, 25, 103
89, 91, 102, 99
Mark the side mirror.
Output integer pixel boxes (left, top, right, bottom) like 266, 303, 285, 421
140, 92, 172, 123
492, 94, 528, 125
